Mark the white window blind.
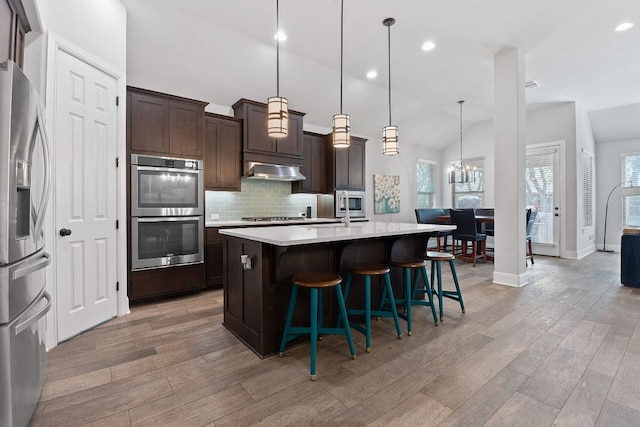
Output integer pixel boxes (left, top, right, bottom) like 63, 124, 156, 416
417, 160, 436, 208
451, 157, 484, 208
621, 153, 640, 227
582, 151, 593, 228
526, 147, 558, 245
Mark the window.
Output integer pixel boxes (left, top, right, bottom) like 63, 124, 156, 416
451, 157, 484, 208
622, 153, 640, 227
582, 151, 593, 228
416, 160, 436, 208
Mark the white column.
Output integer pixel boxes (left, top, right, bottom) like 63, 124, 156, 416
493, 48, 528, 287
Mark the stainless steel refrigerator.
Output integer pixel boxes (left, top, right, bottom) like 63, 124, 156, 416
0, 60, 52, 427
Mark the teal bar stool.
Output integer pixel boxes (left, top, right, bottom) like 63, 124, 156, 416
420, 251, 465, 320
380, 258, 439, 335
339, 263, 402, 352
279, 272, 356, 381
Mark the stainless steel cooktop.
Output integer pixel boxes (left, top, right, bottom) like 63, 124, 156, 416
241, 216, 301, 222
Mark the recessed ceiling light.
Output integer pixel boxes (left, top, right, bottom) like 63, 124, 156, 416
615, 22, 634, 32
366, 70, 377, 79
421, 41, 436, 51
274, 31, 287, 41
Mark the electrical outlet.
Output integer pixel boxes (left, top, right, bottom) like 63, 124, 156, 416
210, 213, 219, 220
589, 234, 594, 240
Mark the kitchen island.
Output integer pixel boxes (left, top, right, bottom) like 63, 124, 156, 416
219, 222, 456, 357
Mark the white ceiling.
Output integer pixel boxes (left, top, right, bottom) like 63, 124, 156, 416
120, 0, 640, 148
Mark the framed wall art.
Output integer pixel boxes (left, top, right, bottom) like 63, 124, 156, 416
374, 174, 400, 214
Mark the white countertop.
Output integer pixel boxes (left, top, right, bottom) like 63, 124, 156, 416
218, 222, 455, 246
206, 218, 370, 228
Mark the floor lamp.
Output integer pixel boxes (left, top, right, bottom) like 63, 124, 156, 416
598, 181, 628, 253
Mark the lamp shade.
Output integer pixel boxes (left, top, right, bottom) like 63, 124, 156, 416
382, 125, 399, 155
332, 113, 350, 148
267, 96, 288, 138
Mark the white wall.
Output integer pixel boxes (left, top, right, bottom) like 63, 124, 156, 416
595, 138, 640, 251
440, 120, 495, 208
365, 140, 442, 223
34, 0, 126, 73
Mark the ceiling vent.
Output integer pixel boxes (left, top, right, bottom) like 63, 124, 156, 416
525, 80, 541, 90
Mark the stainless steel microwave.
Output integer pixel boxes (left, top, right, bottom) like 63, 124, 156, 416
335, 190, 366, 218
131, 154, 203, 217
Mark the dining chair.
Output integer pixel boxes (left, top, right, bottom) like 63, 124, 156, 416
526, 209, 538, 265
449, 208, 487, 266
414, 208, 452, 252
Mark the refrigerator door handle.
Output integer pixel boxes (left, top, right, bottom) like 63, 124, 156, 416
32, 104, 52, 242
14, 290, 52, 335
13, 251, 51, 280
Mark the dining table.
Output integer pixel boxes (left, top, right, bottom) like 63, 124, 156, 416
437, 215, 495, 262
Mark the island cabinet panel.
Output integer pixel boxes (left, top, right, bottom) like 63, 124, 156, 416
128, 87, 207, 159
204, 114, 242, 191
222, 232, 425, 357
232, 98, 304, 167
292, 132, 327, 194
205, 228, 225, 288
328, 136, 367, 191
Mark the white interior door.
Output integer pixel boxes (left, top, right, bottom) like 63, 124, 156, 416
54, 49, 118, 341
526, 145, 561, 257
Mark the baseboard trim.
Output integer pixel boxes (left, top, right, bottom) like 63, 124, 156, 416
492, 271, 529, 287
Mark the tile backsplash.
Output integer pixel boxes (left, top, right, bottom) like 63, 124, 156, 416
205, 178, 318, 221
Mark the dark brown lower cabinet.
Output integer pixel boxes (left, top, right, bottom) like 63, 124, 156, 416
129, 263, 205, 302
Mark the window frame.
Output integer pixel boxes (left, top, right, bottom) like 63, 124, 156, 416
621, 152, 640, 227
416, 159, 437, 209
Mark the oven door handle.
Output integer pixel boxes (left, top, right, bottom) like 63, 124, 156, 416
135, 216, 202, 223
133, 165, 200, 174
15, 290, 52, 335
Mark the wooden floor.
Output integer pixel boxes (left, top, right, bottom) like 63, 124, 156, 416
31, 252, 640, 426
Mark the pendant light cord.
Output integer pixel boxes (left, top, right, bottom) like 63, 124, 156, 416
340, 0, 344, 114
459, 100, 464, 166
387, 23, 392, 125
276, 0, 280, 96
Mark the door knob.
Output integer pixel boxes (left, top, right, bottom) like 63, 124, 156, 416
59, 228, 72, 236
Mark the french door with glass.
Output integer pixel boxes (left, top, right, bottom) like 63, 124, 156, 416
526, 145, 561, 256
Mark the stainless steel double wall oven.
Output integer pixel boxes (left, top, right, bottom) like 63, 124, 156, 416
130, 154, 204, 270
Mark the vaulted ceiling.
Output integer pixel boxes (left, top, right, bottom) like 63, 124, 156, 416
121, 0, 640, 147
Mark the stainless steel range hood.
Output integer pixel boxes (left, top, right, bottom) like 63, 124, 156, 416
246, 162, 306, 181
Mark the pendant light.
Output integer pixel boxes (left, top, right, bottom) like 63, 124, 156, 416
448, 100, 476, 184
382, 17, 398, 156
268, 0, 288, 138
332, 0, 350, 148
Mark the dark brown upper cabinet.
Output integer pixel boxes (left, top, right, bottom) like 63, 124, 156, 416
292, 132, 327, 194
327, 135, 367, 191
1, 0, 29, 68
232, 98, 304, 168
127, 87, 207, 159
204, 113, 242, 191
